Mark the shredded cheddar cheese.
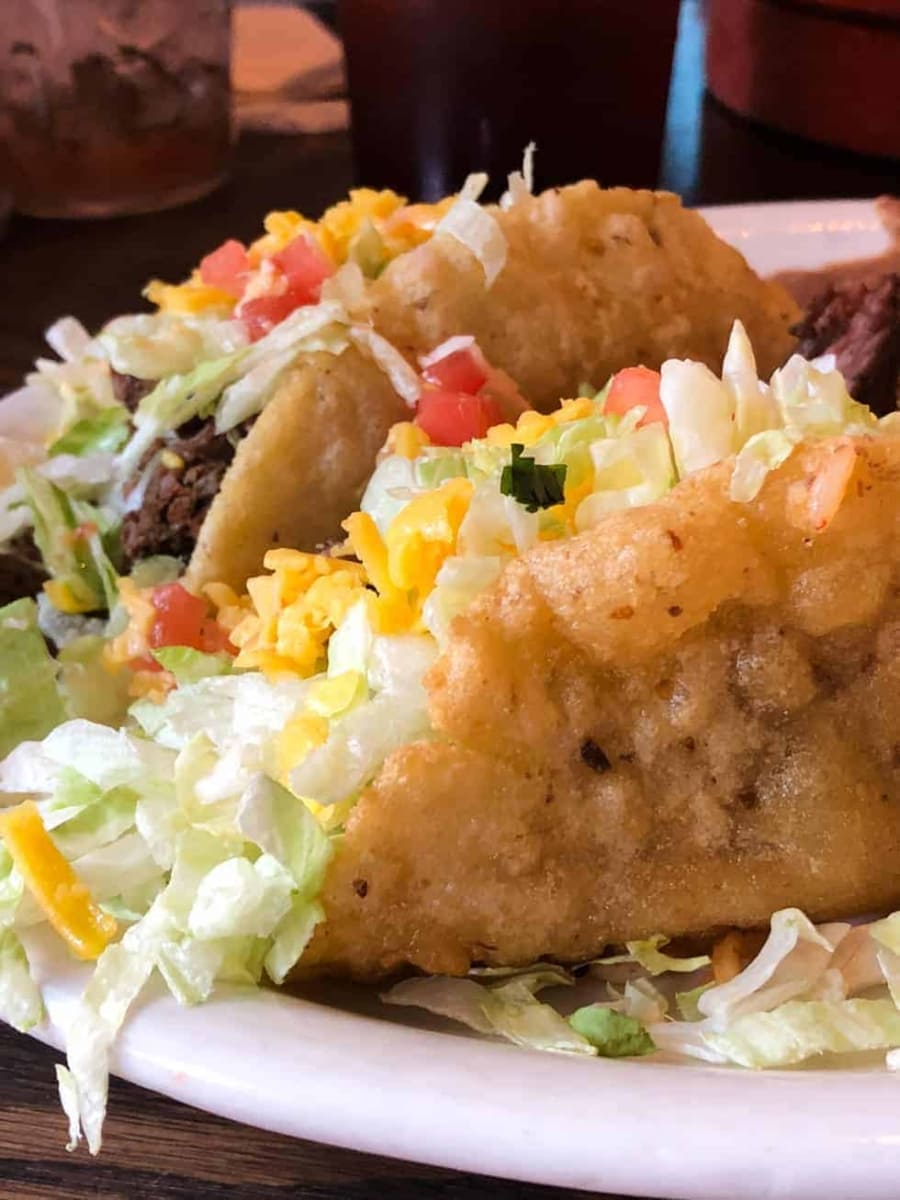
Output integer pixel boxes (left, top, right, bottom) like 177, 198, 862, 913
0, 801, 117, 961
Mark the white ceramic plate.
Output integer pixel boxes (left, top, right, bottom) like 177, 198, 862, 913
701, 197, 891, 278
19, 198, 900, 1200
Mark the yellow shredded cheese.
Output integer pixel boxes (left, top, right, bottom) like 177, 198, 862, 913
0, 801, 117, 961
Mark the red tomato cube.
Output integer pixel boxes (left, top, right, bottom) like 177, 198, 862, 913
604, 366, 667, 427
199, 240, 250, 298
415, 388, 504, 446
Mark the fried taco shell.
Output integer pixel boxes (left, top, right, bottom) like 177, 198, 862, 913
186, 347, 408, 591
182, 184, 797, 589
368, 182, 799, 405
304, 435, 900, 977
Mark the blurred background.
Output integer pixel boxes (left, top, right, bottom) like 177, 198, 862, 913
2, 0, 898, 221
1, 0, 898, 382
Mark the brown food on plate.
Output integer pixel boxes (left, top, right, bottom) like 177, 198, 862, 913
367, 181, 800, 403
304, 436, 900, 978
791, 274, 899, 416
121, 417, 239, 567
0, 534, 47, 609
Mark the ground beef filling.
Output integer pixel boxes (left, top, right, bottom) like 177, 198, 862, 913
791, 274, 900, 416
120, 417, 237, 567
0, 532, 48, 606
110, 370, 155, 413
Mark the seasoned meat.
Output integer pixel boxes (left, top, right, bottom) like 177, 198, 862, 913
304, 437, 900, 979
110, 371, 155, 413
791, 275, 900, 415
0, 533, 47, 606
120, 418, 237, 566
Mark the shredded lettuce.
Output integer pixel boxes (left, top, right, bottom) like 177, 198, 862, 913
500, 142, 536, 209
723, 320, 780, 445
350, 327, 422, 407
596, 934, 711, 977
1, 727, 338, 1153
19, 468, 119, 613
729, 429, 798, 503
384, 967, 594, 1055
660, 359, 735, 475
49, 408, 129, 458
123, 351, 247, 475
214, 300, 351, 433
703, 998, 900, 1069
97, 312, 248, 380
697, 909, 839, 1027
575, 422, 675, 528
360, 454, 422, 535
45, 317, 92, 364
434, 183, 507, 287
0, 598, 66, 758
0, 928, 44, 1031
152, 647, 233, 686
130, 671, 310, 753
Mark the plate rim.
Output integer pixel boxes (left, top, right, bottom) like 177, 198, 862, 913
25, 925, 900, 1200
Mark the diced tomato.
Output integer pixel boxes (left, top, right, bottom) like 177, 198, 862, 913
604, 366, 666, 427
271, 234, 334, 301
197, 618, 235, 655
148, 582, 235, 655
237, 236, 334, 341
238, 290, 305, 341
148, 583, 208, 650
199, 239, 250, 298
415, 388, 504, 447
421, 346, 488, 396
129, 654, 163, 675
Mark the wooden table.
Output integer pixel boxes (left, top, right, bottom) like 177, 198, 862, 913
1, 3, 897, 1196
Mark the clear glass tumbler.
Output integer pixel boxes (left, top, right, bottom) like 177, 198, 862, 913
0, 0, 233, 218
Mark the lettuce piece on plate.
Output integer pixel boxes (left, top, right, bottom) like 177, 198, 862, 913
595, 934, 711, 977
0, 927, 44, 1032
384, 966, 594, 1055
697, 908, 840, 1027
703, 998, 900, 1069
568, 1005, 656, 1057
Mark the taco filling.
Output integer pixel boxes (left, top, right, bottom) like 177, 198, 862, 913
0, 174, 800, 620
1, 323, 900, 1151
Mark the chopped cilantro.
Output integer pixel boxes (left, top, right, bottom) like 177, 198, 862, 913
500, 444, 567, 512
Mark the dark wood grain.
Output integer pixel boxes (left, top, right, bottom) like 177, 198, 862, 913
1, 2, 897, 1193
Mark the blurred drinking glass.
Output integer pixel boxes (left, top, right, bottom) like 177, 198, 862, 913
338, 0, 682, 201
0, 0, 233, 218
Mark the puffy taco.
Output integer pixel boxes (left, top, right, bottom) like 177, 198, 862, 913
0, 172, 798, 610
4, 324, 900, 1152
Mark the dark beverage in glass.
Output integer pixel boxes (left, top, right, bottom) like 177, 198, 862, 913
339, 0, 682, 200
